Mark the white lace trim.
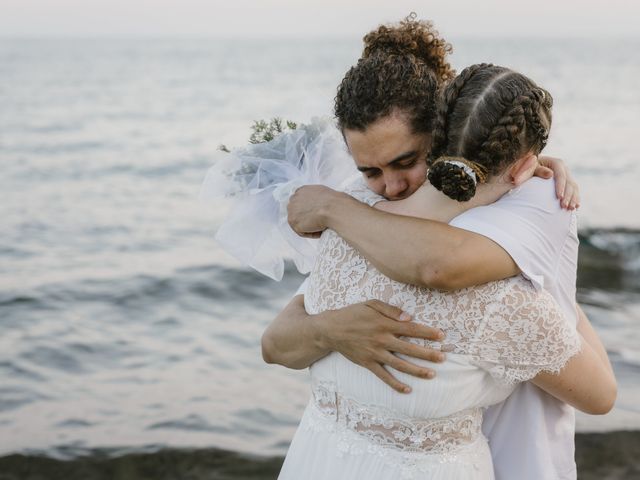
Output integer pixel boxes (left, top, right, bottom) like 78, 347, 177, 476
312, 381, 482, 453
304, 381, 485, 478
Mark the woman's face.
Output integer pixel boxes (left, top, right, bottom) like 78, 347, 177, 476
344, 114, 431, 200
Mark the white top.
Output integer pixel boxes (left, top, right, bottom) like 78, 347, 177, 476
450, 177, 579, 480
294, 177, 579, 480
280, 178, 580, 480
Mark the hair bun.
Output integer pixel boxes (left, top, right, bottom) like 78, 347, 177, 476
427, 158, 477, 202
362, 13, 454, 84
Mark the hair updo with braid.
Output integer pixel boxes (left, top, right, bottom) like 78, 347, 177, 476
335, 13, 455, 134
427, 63, 553, 201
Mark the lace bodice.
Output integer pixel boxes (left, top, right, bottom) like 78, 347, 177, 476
311, 379, 482, 454
298, 178, 581, 474
306, 178, 581, 386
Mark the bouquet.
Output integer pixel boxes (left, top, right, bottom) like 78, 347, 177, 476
200, 117, 359, 280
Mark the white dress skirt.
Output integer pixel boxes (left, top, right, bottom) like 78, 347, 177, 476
277, 180, 581, 480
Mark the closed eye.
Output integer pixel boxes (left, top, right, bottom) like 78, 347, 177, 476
389, 152, 420, 169
396, 159, 417, 169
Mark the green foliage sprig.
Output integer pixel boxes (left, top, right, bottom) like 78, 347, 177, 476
249, 118, 298, 144
218, 117, 298, 152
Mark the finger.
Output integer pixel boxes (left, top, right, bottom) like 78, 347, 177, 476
561, 183, 574, 209
539, 156, 569, 199
364, 299, 411, 322
287, 210, 298, 230
554, 170, 567, 200
564, 181, 580, 210
389, 339, 446, 363
571, 189, 581, 210
533, 165, 554, 179
393, 321, 446, 342
368, 362, 412, 393
381, 352, 436, 379
300, 232, 322, 239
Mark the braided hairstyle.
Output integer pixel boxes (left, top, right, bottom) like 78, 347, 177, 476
334, 13, 455, 134
428, 64, 553, 201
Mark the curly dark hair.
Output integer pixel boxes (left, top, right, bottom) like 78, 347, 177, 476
427, 63, 553, 201
334, 13, 454, 133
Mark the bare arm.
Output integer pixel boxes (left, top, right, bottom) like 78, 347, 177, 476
261, 295, 446, 393
288, 190, 517, 290
575, 304, 615, 377
326, 195, 517, 290
261, 295, 329, 369
532, 305, 617, 415
287, 157, 579, 290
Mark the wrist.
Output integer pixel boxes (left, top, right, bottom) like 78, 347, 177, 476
309, 309, 340, 353
321, 191, 356, 230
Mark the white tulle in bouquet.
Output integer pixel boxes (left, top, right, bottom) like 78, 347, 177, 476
200, 117, 359, 281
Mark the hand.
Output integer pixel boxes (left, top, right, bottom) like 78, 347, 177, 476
287, 185, 347, 238
321, 299, 446, 394
534, 156, 581, 210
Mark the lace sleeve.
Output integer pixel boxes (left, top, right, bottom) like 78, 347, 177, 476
471, 282, 582, 386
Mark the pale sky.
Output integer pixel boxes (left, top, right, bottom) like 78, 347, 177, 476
1, 0, 638, 38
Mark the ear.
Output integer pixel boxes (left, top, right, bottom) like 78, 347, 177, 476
508, 153, 538, 186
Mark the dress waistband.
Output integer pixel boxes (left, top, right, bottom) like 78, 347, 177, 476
311, 381, 482, 455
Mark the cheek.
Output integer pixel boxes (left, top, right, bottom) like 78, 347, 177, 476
363, 176, 385, 196
409, 163, 428, 186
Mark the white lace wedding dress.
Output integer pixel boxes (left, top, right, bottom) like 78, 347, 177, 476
278, 180, 581, 480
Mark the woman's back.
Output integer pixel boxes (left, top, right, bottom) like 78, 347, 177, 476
282, 180, 580, 478
306, 265, 573, 417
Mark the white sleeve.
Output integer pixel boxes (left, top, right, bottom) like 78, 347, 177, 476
473, 283, 582, 386
294, 277, 309, 297
449, 178, 575, 292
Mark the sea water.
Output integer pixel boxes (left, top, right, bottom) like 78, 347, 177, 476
0, 37, 639, 462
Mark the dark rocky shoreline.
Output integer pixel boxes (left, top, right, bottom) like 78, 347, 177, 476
1, 431, 638, 480
574, 431, 640, 480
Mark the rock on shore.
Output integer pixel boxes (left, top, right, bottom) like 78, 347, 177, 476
0, 431, 638, 480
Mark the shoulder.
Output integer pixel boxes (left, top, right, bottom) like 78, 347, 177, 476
341, 177, 385, 206
463, 276, 571, 347
497, 276, 563, 319
471, 276, 580, 382
479, 275, 550, 310
487, 277, 575, 345
450, 179, 577, 291
451, 177, 573, 239
496, 177, 563, 214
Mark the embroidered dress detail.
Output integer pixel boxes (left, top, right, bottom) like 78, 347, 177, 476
311, 381, 482, 454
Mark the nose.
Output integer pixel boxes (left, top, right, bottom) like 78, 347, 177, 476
384, 173, 409, 200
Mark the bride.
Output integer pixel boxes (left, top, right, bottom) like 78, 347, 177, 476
274, 64, 616, 479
